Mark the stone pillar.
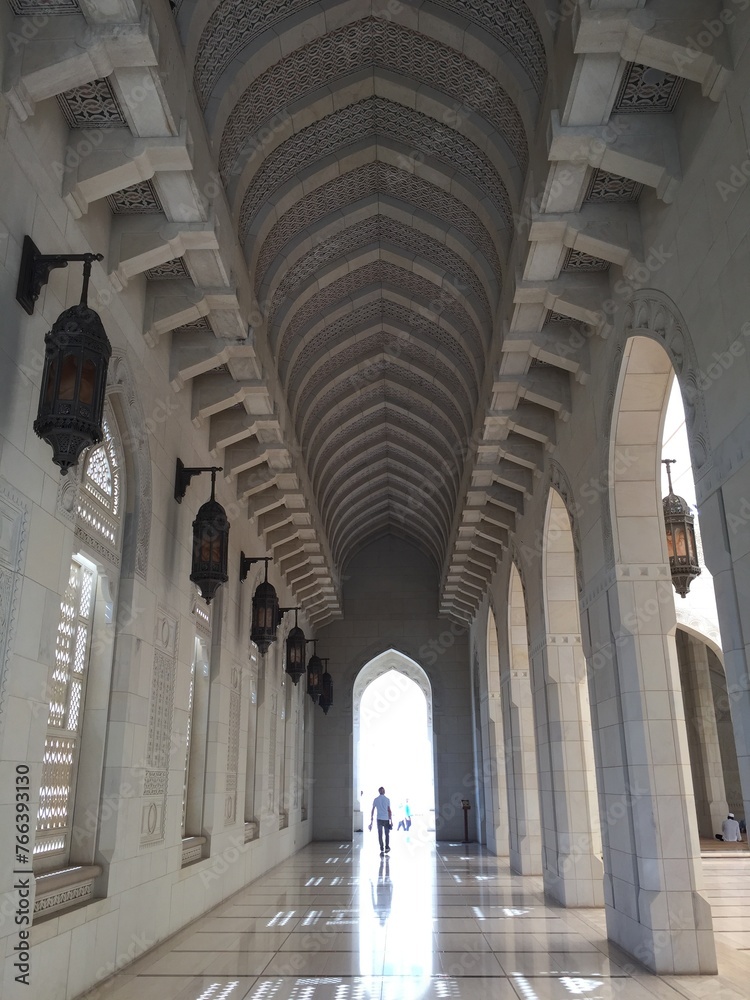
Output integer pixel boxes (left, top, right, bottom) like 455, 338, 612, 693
531, 637, 604, 906
480, 688, 509, 855
501, 667, 542, 875
698, 485, 750, 836
583, 574, 716, 975
676, 630, 728, 837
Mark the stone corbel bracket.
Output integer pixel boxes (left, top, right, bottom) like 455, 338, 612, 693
63, 120, 193, 219
4, 6, 158, 121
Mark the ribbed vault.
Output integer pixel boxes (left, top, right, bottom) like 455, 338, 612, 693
176, 0, 547, 574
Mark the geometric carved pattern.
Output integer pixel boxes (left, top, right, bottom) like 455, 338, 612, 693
147, 649, 176, 771
195, 1, 545, 109
429, 0, 546, 95
10, 0, 79, 12
174, 317, 212, 335
286, 300, 478, 399
238, 98, 513, 245
302, 359, 468, 448
257, 161, 503, 291
35, 558, 96, 864
143, 610, 177, 847
562, 248, 611, 273
75, 410, 123, 563
219, 18, 528, 181
145, 257, 190, 280
33, 879, 96, 916
267, 215, 493, 333
225, 666, 241, 825
107, 180, 163, 214
276, 260, 484, 375
585, 168, 643, 203
294, 331, 474, 435
57, 77, 126, 128
311, 394, 461, 479
614, 62, 685, 113
547, 311, 576, 324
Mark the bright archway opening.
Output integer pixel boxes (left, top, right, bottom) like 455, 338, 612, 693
353, 650, 436, 841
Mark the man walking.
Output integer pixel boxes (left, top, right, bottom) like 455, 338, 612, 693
369, 786, 392, 854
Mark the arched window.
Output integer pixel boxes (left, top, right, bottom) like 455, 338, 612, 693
76, 411, 123, 558
35, 406, 125, 874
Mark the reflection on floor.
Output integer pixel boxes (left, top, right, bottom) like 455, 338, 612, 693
82, 838, 750, 1000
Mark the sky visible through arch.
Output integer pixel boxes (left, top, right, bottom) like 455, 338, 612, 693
358, 670, 435, 827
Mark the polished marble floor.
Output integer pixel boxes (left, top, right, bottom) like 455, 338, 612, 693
82, 837, 750, 1000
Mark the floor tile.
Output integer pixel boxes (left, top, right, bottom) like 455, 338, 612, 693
77, 842, 750, 1000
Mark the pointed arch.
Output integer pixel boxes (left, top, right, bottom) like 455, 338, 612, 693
353, 649, 435, 837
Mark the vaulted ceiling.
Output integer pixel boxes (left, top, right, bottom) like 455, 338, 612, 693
174, 0, 546, 590
17, 0, 709, 625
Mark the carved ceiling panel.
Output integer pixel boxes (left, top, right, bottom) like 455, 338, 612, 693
193, 0, 546, 109
238, 97, 513, 246
218, 17, 528, 182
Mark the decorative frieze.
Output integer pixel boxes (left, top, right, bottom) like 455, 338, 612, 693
144, 257, 190, 281
225, 665, 241, 825
141, 609, 178, 847
563, 248, 611, 273
108, 180, 163, 215
57, 78, 126, 129
614, 62, 684, 114
10, 0, 79, 14
585, 169, 643, 204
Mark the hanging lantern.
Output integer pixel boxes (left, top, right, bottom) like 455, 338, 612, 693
189, 470, 229, 604
285, 609, 307, 684
662, 459, 701, 598
175, 462, 229, 604
307, 641, 323, 701
318, 661, 333, 715
23, 242, 110, 475
239, 555, 280, 656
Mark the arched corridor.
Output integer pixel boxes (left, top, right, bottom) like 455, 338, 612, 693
3, 1, 750, 997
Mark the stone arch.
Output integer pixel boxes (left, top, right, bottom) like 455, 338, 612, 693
352, 648, 435, 835
593, 324, 718, 972
105, 353, 153, 581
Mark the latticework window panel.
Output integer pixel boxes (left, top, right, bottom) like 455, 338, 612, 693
181, 646, 197, 837
77, 414, 122, 552
35, 558, 96, 865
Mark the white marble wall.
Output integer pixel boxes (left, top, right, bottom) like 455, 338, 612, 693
0, 83, 313, 1000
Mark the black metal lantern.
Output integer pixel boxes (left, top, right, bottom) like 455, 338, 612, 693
306, 641, 323, 701
662, 459, 701, 598
285, 609, 307, 684
17, 238, 110, 475
175, 461, 229, 604
190, 471, 229, 604
318, 661, 333, 715
239, 555, 280, 656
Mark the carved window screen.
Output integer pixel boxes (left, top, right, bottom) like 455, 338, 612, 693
77, 413, 122, 554
35, 556, 97, 868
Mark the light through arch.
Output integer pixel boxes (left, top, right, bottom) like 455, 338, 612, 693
353, 650, 435, 839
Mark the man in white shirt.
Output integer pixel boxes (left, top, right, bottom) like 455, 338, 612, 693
369, 786, 392, 854
722, 812, 742, 842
